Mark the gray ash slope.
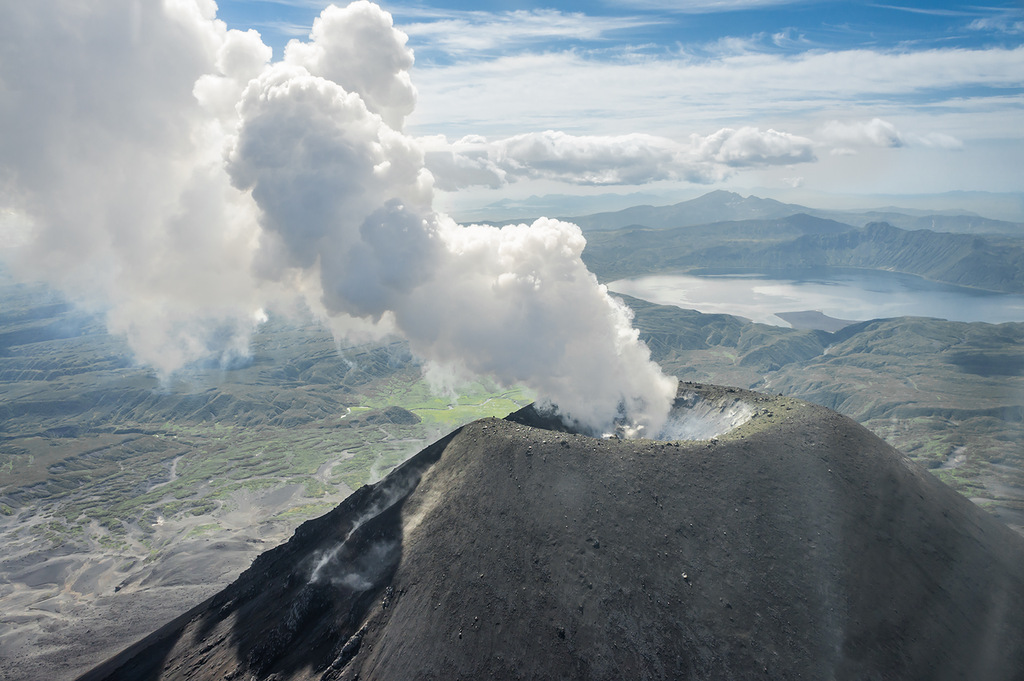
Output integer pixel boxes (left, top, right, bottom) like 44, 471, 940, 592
79, 384, 1024, 681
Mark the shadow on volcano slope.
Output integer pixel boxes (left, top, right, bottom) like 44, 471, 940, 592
79, 384, 1024, 681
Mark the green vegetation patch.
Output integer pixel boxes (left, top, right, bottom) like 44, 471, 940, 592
273, 502, 336, 521
186, 523, 221, 538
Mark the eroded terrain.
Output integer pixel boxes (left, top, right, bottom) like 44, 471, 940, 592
2, 266, 1023, 679
0, 276, 531, 680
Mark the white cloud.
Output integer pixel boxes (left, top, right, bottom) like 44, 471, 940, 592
226, 59, 678, 431
234, 0, 329, 7
494, 131, 681, 184
817, 118, 964, 153
692, 127, 816, 166
0, 0, 268, 375
770, 27, 809, 49
422, 128, 816, 189
818, 118, 905, 149
401, 8, 655, 56
283, 1, 417, 129
870, 4, 977, 18
420, 135, 508, 190
967, 15, 1024, 35
408, 46, 1024, 141
604, 0, 805, 12
0, 0, 677, 435
905, 131, 963, 149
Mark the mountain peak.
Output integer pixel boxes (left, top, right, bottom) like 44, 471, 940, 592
80, 384, 1024, 681
697, 188, 743, 200
570, 190, 805, 231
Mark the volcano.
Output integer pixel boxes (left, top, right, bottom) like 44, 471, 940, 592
78, 384, 1024, 681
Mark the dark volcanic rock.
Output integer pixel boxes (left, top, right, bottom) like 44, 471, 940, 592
78, 385, 1024, 681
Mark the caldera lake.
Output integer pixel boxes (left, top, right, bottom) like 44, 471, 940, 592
607, 268, 1024, 329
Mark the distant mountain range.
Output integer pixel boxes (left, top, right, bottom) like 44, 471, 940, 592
570, 190, 805, 230
484, 190, 1024, 237
581, 214, 1024, 293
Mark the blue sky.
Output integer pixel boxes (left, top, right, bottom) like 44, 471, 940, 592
218, 1, 1024, 59
124, 2, 1024, 214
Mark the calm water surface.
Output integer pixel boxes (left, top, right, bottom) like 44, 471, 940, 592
607, 268, 1024, 327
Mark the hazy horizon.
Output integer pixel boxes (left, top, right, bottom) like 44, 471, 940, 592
444, 186, 1024, 224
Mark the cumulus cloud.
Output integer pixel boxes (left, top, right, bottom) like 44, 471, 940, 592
817, 118, 963, 154
691, 126, 816, 167
283, 1, 417, 130
423, 128, 816, 189
819, 118, 905, 149
0, 0, 676, 435
495, 131, 682, 184
420, 135, 508, 190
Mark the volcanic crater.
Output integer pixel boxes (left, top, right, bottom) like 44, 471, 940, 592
80, 383, 1024, 681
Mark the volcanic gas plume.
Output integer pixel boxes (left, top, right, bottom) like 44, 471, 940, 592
0, 0, 676, 435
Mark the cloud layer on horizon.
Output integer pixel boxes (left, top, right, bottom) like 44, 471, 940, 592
421, 128, 816, 189
419, 119, 966, 190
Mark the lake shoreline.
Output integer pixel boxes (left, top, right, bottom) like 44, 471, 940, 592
608, 266, 1024, 328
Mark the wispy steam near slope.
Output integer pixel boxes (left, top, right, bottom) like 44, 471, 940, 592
0, 0, 676, 435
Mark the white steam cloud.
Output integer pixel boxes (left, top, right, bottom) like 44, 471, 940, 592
0, 0, 676, 435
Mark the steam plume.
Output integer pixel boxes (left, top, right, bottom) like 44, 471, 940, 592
0, 0, 676, 435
